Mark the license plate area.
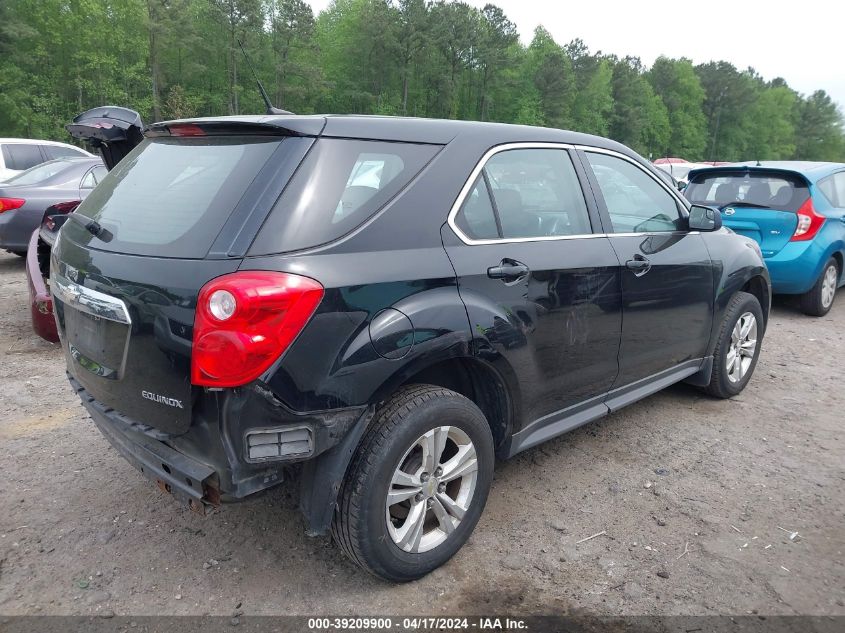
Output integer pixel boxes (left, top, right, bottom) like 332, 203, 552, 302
52, 274, 132, 380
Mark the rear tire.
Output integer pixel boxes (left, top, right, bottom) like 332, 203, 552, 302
800, 257, 839, 317
704, 291, 764, 399
331, 384, 494, 582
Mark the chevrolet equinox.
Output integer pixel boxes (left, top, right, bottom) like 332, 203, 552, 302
51, 115, 770, 581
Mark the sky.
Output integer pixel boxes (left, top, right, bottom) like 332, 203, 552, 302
306, 0, 845, 109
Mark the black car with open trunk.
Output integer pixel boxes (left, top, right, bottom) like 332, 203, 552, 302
51, 114, 769, 581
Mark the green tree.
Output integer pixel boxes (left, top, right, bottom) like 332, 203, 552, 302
648, 56, 708, 159
794, 90, 844, 161
608, 56, 669, 157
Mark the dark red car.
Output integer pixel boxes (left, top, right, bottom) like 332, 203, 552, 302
26, 200, 80, 342
25, 106, 144, 342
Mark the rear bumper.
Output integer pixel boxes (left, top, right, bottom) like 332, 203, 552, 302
763, 240, 828, 294
25, 229, 58, 342
69, 372, 368, 506
74, 376, 223, 511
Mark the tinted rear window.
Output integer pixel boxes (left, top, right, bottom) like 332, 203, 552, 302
686, 171, 809, 211
249, 138, 438, 254
68, 136, 284, 258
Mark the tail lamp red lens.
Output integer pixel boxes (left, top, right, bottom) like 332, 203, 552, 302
191, 271, 324, 388
791, 198, 824, 242
0, 198, 25, 213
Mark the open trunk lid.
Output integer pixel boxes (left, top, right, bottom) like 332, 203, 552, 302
52, 126, 315, 434
686, 168, 810, 257
66, 106, 146, 171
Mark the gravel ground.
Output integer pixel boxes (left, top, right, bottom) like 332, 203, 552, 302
0, 250, 843, 617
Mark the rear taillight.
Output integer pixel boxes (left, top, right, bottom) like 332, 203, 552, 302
791, 198, 825, 241
0, 198, 25, 213
191, 271, 324, 388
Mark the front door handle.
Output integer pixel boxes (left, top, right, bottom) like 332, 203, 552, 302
625, 254, 651, 276
487, 259, 530, 281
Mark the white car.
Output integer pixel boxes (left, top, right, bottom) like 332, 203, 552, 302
654, 161, 713, 186
0, 138, 94, 182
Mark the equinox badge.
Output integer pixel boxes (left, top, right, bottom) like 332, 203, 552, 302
141, 390, 184, 409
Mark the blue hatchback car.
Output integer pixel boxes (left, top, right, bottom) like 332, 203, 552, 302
686, 162, 845, 316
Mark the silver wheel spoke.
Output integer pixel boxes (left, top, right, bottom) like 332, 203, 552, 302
430, 496, 457, 534
395, 501, 426, 551
435, 491, 466, 520
387, 485, 421, 506
391, 469, 420, 488
440, 444, 478, 482
422, 427, 449, 473
739, 317, 753, 339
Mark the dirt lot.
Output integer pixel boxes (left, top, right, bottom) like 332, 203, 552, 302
0, 250, 843, 617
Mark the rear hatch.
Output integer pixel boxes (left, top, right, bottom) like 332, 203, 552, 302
686, 168, 810, 257
52, 124, 316, 434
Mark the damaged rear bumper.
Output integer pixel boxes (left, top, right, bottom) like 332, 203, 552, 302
90, 400, 221, 513
70, 373, 370, 529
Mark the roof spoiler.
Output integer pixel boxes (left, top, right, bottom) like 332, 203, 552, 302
66, 106, 145, 171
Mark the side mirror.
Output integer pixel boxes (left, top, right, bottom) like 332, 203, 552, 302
688, 204, 722, 232
677, 180, 687, 192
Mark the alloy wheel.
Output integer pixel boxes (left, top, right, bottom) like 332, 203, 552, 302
726, 312, 758, 383
821, 264, 838, 309
386, 426, 478, 553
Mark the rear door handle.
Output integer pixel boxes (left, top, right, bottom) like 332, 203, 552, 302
487, 259, 530, 281
625, 254, 651, 276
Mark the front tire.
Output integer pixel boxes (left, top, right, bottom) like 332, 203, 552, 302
331, 385, 494, 582
800, 257, 839, 317
704, 291, 764, 399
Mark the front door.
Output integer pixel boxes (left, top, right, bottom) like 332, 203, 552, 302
578, 149, 714, 389
443, 146, 622, 430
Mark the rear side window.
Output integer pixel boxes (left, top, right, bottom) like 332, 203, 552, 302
453, 148, 592, 241
686, 171, 809, 211
44, 144, 87, 160
818, 172, 845, 208
69, 136, 284, 258
250, 139, 438, 254
2, 143, 44, 171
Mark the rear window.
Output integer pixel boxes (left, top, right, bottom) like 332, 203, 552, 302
3, 159, 74, 186
2, 143, 44, 171
686, 170, 809, 211
249, 139, 438, 254
68, 136, 284, 258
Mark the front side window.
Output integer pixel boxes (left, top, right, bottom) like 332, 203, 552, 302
586, 152, 682, 233
453, 148, 592, 241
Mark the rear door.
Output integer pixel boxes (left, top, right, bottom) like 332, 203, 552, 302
443, 145, 622, 427
52, 131, 314, 435
686, 169, 809, 257
579, 149, 714, 390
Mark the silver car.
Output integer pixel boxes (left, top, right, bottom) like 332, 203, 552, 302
0, 157, 104, 255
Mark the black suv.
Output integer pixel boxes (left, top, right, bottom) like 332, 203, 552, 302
51, 115, 770, 581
